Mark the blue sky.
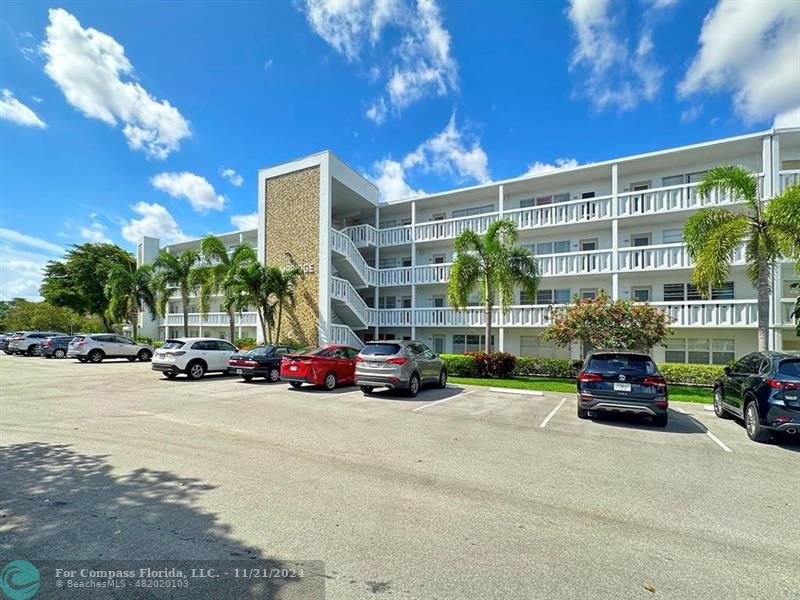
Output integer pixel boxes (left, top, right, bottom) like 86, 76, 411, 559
1, 0, 799, 299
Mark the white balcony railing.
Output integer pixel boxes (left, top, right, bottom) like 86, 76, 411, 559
618, 243, 748, 272
538, 250, 613, 277
379, 225, 413, 247
163, 312, 258, 327
617, 181, 740, 217
379, 267, 414, 287
415, 214, 499, 243
779, 170, 800, 192
651, 300, 757, 327
505, 195, 613, 231
330, 324, 365, 348
330, 276, 375, 327
414, 264, 452, 284
341, 224, 378, 248
330, 227, 378, 287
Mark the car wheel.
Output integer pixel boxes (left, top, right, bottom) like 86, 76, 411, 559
360, 385, 374, 395
187, 361, 206, 380
713, 387, 730, 419
407, 373, 420, 398
577, 406, 590, 419
744, 400, 770, 443
437, 368, 448, 389
27, 345, 37, 356
268, 368, 280, 382
88, 349, 104, 363
243, 375, 254, 382
653, 414, 668, 428
322, 371, 337, 391
289, 381, 303, 389
164, 372, 177, 379
137, 349, 152, 362
53, 349, 66, 359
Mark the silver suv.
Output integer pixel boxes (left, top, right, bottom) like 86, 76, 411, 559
7, 331, 68, 356
68, 334, 154, 363
355, 340, 447, 397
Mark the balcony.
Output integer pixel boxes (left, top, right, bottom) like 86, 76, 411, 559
505, 195, 613, 231
618, 243, 746, 272
164, 312, 259, 327
616, 181, 742, 218
538, 250, 613, 277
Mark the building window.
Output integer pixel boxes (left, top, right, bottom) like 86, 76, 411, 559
580, 289, 597, 300
380, 220, 397, 229
452, 204, 494, 218
401, 296, 412, 308
687, 338, 710, 364
631, 180, 651, 191
553, 289, 570, 304
432, 254, 446, 264
662, 174, 684, 187
632, 287, 651, 302
401, 257, 412, 267
536, 195, 553, 206
520, 335, 569, 359
536, 242, 553, 255
662, 228, 683, 244
379, 333, 396, 340
581, 191, 595, 199
453, 334, 494, 353
379, 296, 396, 309
554, 192, 570, 203
687, 171, 708, 183
631, 233, 651, 247
663, 283, 685, 301
665, 338, 686, 363
432, 213, 446, 221
711, 282, 735, 300
520, 198, 535, 208
553, 240, 570, 253
665, 337, 733, 365
536, 289, 553, 304
379, 257, 397, 269
712, 339, 735, 364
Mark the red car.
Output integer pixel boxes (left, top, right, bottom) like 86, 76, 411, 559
280, 345, 360, 391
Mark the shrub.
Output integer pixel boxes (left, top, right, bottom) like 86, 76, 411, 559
513, 357, 579, 379
152, 340, 164, 349
235, 337, 258, 350
440, 353, 478, 377
466, 351, 516, 378
278, 336, 304, 350
657, 363, 724, 386
135, 336, 153, 344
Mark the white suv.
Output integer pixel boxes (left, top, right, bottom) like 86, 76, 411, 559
152, 338, 238, 380
68, 334, 154, 363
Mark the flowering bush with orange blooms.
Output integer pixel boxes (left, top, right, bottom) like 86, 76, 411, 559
543, 291, 674, 352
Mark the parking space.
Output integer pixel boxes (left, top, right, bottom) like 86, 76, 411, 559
2, 353, 798, 599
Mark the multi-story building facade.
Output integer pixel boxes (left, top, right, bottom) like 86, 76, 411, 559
138, 127, 800, 364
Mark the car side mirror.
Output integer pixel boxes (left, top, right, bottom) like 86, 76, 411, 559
723, 366, 732, 375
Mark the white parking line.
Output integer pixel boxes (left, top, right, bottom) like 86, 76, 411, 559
412, 390, 473, 412
673, 406, 732, 453
539, 397, 568, 428
490, 387, 544, 396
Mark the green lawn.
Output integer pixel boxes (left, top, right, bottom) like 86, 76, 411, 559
449, 376, 712, 404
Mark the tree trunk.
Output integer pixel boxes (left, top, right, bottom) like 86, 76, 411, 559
132, 311, 138, 340
756, 260, 771, 351
485, 299, 492, 353
228, 308, 236, 345
101, 314, 113, 332
276, 301, 283, 345
258, 306, 269, 345
182, 293, 189, 338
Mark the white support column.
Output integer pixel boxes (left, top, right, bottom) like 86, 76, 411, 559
317, 156, 332, 345
499, 327, 505, 353
410, 200, 417, 340
498, 184, 504, 348
498, 184, 504, 215
374, 205, 380, 340
761, 134, 774, 199
611, 164, 619, 300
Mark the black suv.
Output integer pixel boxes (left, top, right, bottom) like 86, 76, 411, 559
713, 351, 800, 442
577, 351, 669, 427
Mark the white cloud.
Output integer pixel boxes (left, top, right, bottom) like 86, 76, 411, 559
774, 106, 800, 129
32, 96, 43, 104
0, 228, 62, 253
151, 172, 226, 213
523, 158, 579, 177
230, 212, 259, 230
221, 168, 243, 187
679, 0, 800, 123
567, 0, 673, 112
370, 113, 488, 201
264, 58, 273, 70
80, 221, 111, 243
41, 8, 190, 159
680, 104, 703, 123
300, 0, 457, 121
0, 89, 46, 128
121, 202, 188, 244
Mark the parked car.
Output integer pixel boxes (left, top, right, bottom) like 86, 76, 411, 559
228, 345, 294, 382
355, 340, 447, 397
8, 331, 69, 356
280, 345, 359, 390
68, 334, 154, 363
577, 351, 669, 427
39, 335, 74, 359
152, 337, 238, 379
713, 351, 800, 442
0, 332, 18, 353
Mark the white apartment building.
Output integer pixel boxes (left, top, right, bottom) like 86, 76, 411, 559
138, 127, 800, 364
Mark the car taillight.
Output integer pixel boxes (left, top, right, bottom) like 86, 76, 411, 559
172, 351, 186, 356
243, 360, 258, 367
356, 356, 364, 362
643, 376, 667, 387
386, 357, 407, 365
765, 378, 785, 389
578, 372, 602, 382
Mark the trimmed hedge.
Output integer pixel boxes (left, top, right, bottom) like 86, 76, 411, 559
442, 353, 724, 387
235, 337, 258, 350
466, 352, 516, 378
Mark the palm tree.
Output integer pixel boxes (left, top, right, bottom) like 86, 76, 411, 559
448, 219, 540, 353
684, 167, 800, 351
222, 262, 278, 344
152, 250, 201, 338
269, 266, 304, 343
104, 263, 157, 340
189, 235, 257, 343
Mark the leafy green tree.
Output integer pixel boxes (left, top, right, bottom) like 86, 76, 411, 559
189, 235, 257, 342
104, 264, 158, 340
684, 168, 800, 351
151, 250, 201, 338
543, 291, 674, 353
0, 299, 100, 333
447, 219, 539, 352
222, 262, 278, 344
269, 266, 304, 344
41, 243, 136, 331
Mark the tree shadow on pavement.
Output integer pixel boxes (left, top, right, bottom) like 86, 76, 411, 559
0, 442, 323, 598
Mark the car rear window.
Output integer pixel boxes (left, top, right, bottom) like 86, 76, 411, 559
360, 343, 401, 356
298, 347, 328, 356
586, 353, 657, 374
245, 347, 270, 357
71, 336, 85, 342
162, 340, 185, 350
778, 359, 800, 378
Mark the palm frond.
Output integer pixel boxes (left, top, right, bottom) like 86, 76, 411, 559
691, 216, 750, 293
448, 254, 481, 310
696, 165, 759, 210
683, 207, 748, 261
765, 183, 800, 269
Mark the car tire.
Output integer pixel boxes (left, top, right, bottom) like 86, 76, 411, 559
137, 349, 152, 362
164, 372, 177, 379
713, 387, 730, 419
242, 375, 254, 382
187, 361, 206, 380
407, 373, 420, 398
53, 349, 66, 359
88, 349, 104, 363
744, 400, 770, 443
27, 345, 37, 356
289, 381, 303, 389
268, 368, 280, 382
437, 368, 448, 389
653, 414, 668, 428
577, 406, 590, 419
322, 371, 337, 391
360, 385, 374, 395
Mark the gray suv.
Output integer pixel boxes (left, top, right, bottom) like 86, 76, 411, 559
355, 340, 447, 397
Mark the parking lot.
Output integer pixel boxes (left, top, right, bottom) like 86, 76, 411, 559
1, 353, 798, 599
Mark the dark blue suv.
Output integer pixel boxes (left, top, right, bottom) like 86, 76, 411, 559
713, 352, 800, 442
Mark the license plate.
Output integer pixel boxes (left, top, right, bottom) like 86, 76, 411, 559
234, 369, 242, 375
368, 362, 381, 368
156, 353, 164, 359
786, 394, 798, 400
290, 365, 298, 371
614, 382, 631, 392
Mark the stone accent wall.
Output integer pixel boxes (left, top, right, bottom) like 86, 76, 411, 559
265, 166, 321, 346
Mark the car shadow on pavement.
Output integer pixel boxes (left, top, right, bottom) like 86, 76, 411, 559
720, 419, 800, 452
0, 442, 324, 598
584, 408, 705, 434
362, 386, 464, 403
